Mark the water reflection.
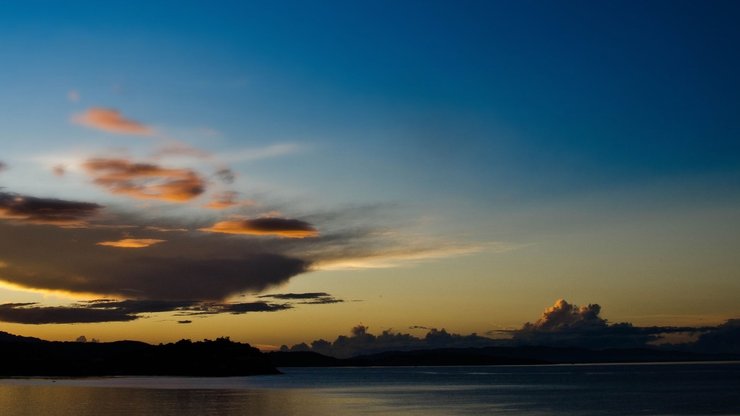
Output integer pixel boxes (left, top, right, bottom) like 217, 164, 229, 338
0, 385, 336, 416
1, 363, 739, 416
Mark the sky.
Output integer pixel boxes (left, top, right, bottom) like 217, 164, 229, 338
0, 0, 739, 350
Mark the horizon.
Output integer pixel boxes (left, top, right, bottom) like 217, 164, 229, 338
1, 1, 739, 352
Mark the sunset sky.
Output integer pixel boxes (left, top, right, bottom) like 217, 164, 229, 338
1, 1, 739, 349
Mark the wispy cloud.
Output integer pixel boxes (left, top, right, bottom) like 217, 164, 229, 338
218, 143, 301, 164
72, 108, 153, 135
204, 192, 251, 210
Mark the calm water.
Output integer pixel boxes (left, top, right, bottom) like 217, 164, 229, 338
1, 362, 739, 415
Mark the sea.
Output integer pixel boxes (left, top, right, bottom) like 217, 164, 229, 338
0, 362, 738, 415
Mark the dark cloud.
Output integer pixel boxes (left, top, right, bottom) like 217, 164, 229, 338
215, 301, 292, 314
201, 217, 319, 238
214, 168, 236, 184
0, 191, 102, 226
688, 319, 740, 354
0, 199, 470, 315
177, 320, 192, 324
0, 299, 295, 325
506, 299, 715, 349
282, 325, 497, 358
83, 158, 205, 202
0, 303, 137, 324
3, 252, 307, 300
82, 299, 199, 314
258, 292, 331, 300
258, 292, 343, 305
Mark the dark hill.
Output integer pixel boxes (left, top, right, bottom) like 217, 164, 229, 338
0, 335, 278, 377
268, 345, 740, 367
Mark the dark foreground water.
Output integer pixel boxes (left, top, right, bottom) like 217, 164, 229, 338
1, 362, 739, 415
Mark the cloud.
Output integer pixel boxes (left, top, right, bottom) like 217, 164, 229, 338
218, 143, 301, 164
83, 158, 206, 202
201, 217, 319, 238
151, 142, 210, 159
205, 192, 244, 210
524, 299, 607, 332
52, 165, 66, 176
0, 299, 297, 324
688, 319, 740, 354
258, 292, 343, 304
282, 325, 497, 358
72, 108, 153, 135
198, 301, 292, 315
0, 191, 102, 226
0, 302, 137, 324
0, 162, 6, 173
214, 168, 236, 184
507, 299, 705, 349
96, 238, 166, 248
0, 200, 479, 309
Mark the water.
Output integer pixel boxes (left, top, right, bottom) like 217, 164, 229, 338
1, 362, 739, 415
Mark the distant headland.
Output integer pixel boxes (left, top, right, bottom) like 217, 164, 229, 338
1, 330, 738, 377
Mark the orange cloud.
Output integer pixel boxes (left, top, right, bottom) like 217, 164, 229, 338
73, 108, 153, 135
201, 217, 318, 238
205, 192, 254, 210
96, 238, 166, 248
83, 158, 205, 202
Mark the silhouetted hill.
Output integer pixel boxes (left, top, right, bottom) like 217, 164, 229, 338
268, 345, 740, 367
0, 335, 278, 377
0, 331, 43, 343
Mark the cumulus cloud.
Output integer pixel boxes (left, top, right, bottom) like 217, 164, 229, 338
72, 108, 153, 135
0, 191, 102, 226
507, 299, 705, 349
688, 319, 740, 354
201, 217, 319, 238
282, 325, 497, 358
83, 158, 206, 202
96, 238, 166, 248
